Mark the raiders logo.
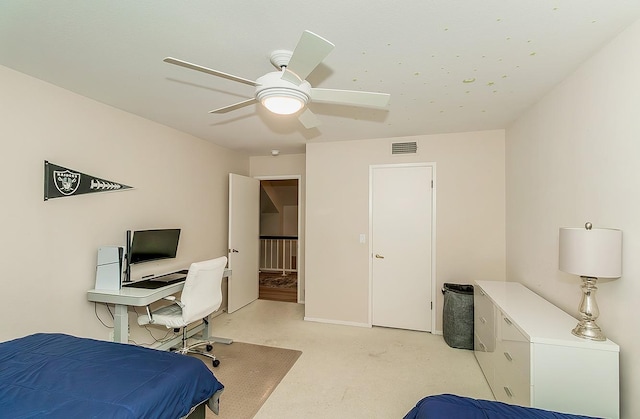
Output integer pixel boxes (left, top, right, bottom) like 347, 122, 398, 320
54, 170, 81, 195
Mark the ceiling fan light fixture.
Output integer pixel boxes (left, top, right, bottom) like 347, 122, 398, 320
165, 30, 390, 127
258, 88, 308, 115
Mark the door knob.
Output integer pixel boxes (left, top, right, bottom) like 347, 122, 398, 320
375, 254, 385, 259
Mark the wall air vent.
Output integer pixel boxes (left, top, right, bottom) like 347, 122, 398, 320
391, 141, 418, 154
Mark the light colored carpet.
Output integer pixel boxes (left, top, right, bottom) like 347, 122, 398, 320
200, 342, 302, 419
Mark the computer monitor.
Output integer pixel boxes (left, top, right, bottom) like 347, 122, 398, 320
129, 229, 181, 264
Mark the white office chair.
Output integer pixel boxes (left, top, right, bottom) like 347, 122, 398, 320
137, 256, 227, 367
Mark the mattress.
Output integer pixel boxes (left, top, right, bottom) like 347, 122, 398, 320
0, 333, 224, 418
404, 394, 598, 419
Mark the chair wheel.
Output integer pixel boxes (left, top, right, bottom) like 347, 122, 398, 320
206, 344, 213, 352
212, 359, 220, 368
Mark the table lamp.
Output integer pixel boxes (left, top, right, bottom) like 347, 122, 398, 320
558, 222, 622, 341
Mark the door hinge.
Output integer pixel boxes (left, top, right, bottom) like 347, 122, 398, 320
431, 301, 433, 310
431, 180, 434, 188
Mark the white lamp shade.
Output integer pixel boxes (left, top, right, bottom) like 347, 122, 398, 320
559, 227, 622, 278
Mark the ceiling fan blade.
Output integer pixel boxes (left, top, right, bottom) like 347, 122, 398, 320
281, 31, 335, 85
310, 88, 391, 108
164, 57, 258, 87
209, 98, 258, 114
298, 108, 321, 129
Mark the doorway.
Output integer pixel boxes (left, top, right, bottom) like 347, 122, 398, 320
258, 178, 299, 303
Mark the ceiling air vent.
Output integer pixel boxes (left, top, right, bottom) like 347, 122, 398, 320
391, 141, 417, 154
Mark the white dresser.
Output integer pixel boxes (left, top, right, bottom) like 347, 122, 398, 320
474, 280, 619, 418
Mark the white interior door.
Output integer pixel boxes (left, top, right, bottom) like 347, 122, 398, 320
228, 173, 259, 313
371, 164, 433, 331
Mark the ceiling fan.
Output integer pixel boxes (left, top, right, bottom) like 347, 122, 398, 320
164, 30, 391, 129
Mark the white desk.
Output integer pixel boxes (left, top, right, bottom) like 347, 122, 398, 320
87, 269, 232, 350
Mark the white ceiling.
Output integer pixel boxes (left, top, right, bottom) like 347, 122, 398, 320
2, 1, 639, 156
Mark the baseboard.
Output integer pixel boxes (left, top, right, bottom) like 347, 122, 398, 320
211, 309, 226, 318
303, 316, 443, 333
303, 316, 371, 328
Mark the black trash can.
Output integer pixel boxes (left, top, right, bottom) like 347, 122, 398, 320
442, 283, 474, 350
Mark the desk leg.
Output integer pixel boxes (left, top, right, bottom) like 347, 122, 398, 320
113, 304, 129, 343
203, 313, 233, 345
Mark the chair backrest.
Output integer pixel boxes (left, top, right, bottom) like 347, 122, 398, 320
179, 256, 227, 323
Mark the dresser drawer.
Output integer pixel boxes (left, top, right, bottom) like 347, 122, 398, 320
494, 311, 530, 406
474, 287, 495, 348
495, 339, 530, 403
496, 312, 529, 374
498, 338, 529, 372
494, 368, 530, 406
474, 332, 495, 389
498, 313, 527, 343
474, 287, 494, 322
475, 313, 494, 349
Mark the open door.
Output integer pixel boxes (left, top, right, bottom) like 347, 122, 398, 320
228, 173, 260, 313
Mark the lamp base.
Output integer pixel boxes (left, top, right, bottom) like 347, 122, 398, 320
573, 276, 606, 341
572, 320, 606, 341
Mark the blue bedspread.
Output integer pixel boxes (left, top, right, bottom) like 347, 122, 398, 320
404, 394, 598, 419
0, 333, 224, 418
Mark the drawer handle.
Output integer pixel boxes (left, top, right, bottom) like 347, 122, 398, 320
503, 317, 513, 326
480, 317, 487, 324
503, 352, 513, 361
504, 387, 514, 398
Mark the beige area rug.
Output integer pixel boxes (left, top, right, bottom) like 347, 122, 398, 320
199, 342, 302, 419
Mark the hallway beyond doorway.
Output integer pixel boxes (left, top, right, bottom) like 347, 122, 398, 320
259, 271, 297, 303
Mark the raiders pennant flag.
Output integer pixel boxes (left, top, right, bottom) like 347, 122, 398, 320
44, 161, 133, 201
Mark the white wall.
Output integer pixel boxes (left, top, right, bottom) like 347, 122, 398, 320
0, 65, 248, 343
283, 205, 298, 236
260, 213, 281, 236
506, 19, 640, 418
305, 132, 505, 330
250, 154, 306, 301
